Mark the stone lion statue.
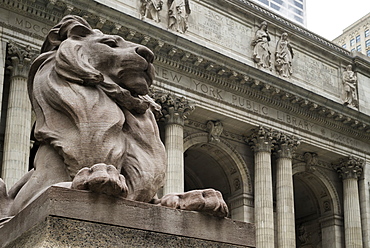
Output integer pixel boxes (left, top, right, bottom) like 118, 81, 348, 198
0, 15, 227, 221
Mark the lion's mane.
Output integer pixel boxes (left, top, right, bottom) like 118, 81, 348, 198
27, 16, 166, 202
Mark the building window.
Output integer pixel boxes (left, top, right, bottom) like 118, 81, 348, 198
356, 35, 361, 43
342, 44, 347, 49
270, 2, 281, 11
365, 29, 370, 37
293, 0, 303, 9
367, 50, 370, 56
366, 39, 370, 47
258, 0, 269, 6
350, 39, 355, 46
294, 15, 303, 23
357, 45, 361, 52
272, 0, 283, 5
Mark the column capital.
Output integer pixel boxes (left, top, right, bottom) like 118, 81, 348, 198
153, 91, 195, 126
247, 126, 275, 153
7, 40, 38, 78
335, 156, 364, 180
273, 132, 300, 159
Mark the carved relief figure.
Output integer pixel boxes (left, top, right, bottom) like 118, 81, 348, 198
252, 21, 271, 69
275, 32, 293, 77
206, 120, 223, 143
140, 0, 163, 22
168, 0, 191, 33
342, 64, 358, 107
0, 15, 228, 220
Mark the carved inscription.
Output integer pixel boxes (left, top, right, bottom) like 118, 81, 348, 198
0, 10, 52, 38
294, 51, 338, 95
154, 66, 358, 148
191, 5, 250, 54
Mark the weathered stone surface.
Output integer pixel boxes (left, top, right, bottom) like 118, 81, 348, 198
0, 187, 255, 248
0, 15, 228, 220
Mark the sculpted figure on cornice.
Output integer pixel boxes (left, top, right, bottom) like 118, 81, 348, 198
275, 32, 293, 78
342, 64, 358, 108
140, 0, 163, 22
206, 120, 223, 143
168, 0, 191, 34
252, 21, 271, 69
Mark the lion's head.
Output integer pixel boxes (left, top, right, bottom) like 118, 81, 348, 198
30, 15, 155, 98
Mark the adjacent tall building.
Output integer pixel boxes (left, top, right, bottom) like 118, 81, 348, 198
250, 0, 306, 26
333, 12, 370, 57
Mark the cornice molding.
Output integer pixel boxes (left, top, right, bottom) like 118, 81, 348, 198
2, 0, 370, 141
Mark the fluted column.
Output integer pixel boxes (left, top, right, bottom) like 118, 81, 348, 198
2, 41, 37, 188
274, 133, 300, 248
248, 126, 275, 248
0, 39, 6, 120
155, 93, 195, 194
336, 156, 364, 248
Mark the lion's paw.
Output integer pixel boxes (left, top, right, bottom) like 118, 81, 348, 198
71, 163, 128, 197
159, 189, 228, 218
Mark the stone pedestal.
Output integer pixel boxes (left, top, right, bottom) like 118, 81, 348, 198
0, 186, 255, 247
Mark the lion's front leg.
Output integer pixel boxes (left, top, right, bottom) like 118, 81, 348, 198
159, 189, 229, 218
71, 163, 128, 197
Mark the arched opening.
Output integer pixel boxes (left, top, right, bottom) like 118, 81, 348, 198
183, 133, 252, 221
184, 144, 231, 200
293, 164, 343, 248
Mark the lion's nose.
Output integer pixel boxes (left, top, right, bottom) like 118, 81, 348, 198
136, 46, 154, 64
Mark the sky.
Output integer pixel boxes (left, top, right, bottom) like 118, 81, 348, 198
306, 0, 370, 40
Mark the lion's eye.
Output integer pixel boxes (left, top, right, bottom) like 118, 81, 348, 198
101, 39, 118, 48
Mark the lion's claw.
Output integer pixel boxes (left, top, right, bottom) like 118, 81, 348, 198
71, 163, 128, 197
159, 189, 229, 218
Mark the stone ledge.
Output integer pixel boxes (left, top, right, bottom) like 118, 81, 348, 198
0, 186, 255, 247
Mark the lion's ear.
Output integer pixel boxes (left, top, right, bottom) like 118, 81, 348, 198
67, 25, 93, 39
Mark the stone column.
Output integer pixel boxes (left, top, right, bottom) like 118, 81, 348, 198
0, 39, 6, 119
248, 126, 275, 248
1, 41, 36, 188
336, 156, 364, 248
359, 159, 370, 248
274, 133, 300, 248
155, 93, 194, 195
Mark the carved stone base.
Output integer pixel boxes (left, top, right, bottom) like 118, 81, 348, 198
0, 187, 255, 247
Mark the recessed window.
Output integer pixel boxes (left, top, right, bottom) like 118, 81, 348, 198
350, 39, 355, 46
351, 48, 356, 52
342, 44, 347, 49
367, 50, 370, 56
258, 0, 269, 6
272, 0, 283, 5
366, 39, 370, 47
365, 29, 370, 37
357, 45, 361, 52
270, 2, 281, 10
293, 1, 303, 9
356, 35, 361, 43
